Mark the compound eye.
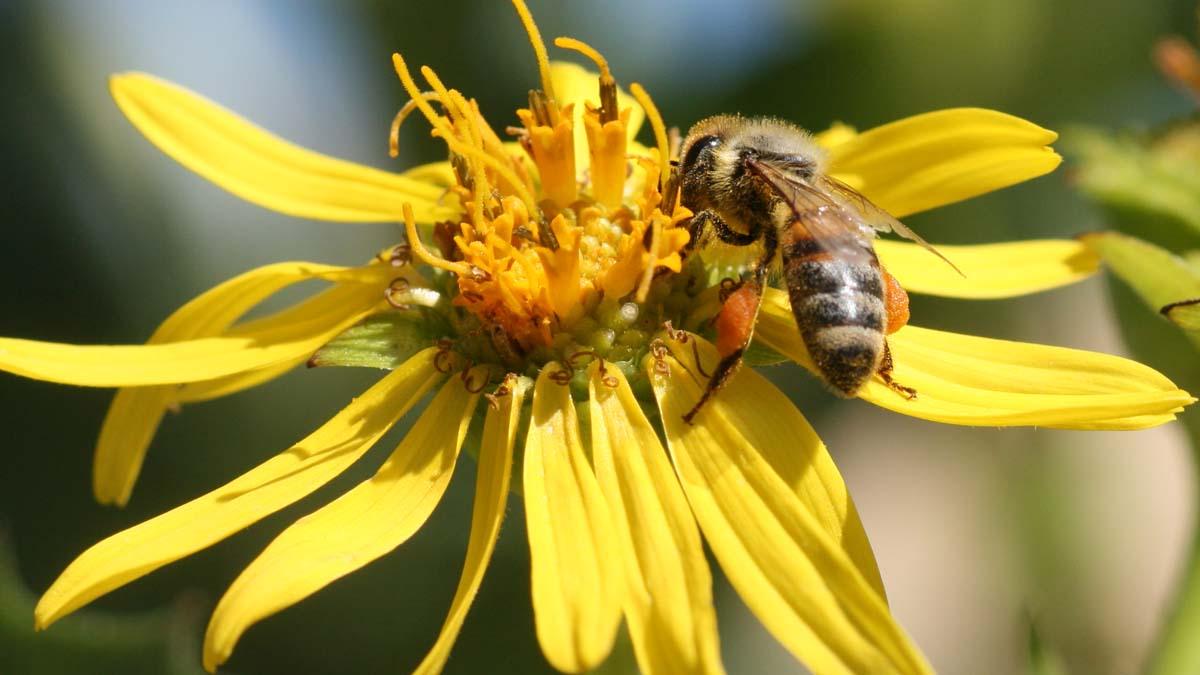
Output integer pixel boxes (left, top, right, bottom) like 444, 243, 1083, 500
681, 134, 721, 170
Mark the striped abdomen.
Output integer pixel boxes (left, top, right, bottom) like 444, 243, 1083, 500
782, 239, 886, 397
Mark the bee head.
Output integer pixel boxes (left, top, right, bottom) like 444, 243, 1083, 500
680, 115, 824, 215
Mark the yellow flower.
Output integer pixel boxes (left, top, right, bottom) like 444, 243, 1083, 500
6, 2, 1192, 674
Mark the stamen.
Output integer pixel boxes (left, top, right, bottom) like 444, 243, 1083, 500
402, 203, 470, 275
512, 0, 558, 120
433, 131, 539, 219
553, 37, 611, 81
553, 37, 617, 122
440, 85, 491, 224
392, 54, 456, 139
636, 219, 661, 303
389, 93, 439, 158
630, 83, 671, 189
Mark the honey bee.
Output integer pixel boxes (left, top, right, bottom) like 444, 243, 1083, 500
677, 115, 959, 422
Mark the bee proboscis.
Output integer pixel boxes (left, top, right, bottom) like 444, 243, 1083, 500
677, 115, 959, 422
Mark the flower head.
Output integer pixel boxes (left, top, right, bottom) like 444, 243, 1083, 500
5, 2, 1193, 674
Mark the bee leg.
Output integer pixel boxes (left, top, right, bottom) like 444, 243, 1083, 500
877, 340, 917, 400
683, 279, 768, 425
683, 209, 759, 256
682, 348, 746, 424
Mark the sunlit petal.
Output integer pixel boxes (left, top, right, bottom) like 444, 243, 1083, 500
549, 61, 645, 175
587, 363, 724, 675
524, 364, 622, 673
0, 281, 384, 387
110, 73, 460, 223
650, 354, 931, 675
414, 376, 529, 675
203, 373, 479, 672
34, 350, 443, 630
827, 108, 1061, 217
756, 288, 1195, 429
664, 337, 885, 599
94, 262, 374, 507
876, 239, 1100, 299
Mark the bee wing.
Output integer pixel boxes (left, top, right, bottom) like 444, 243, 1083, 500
817, 175, 963, 276
744, 157, 875, 267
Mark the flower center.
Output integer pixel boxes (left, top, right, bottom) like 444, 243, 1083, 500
383, 13, 709, 395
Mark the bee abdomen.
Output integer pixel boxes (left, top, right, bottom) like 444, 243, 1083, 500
791, 291, 885, 331
784, 257, 887, 397
805, 325, 886, 396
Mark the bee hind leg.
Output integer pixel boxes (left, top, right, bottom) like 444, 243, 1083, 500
683, 348, 745, 424
877, 340, 917, 400
683, 277, 766, 424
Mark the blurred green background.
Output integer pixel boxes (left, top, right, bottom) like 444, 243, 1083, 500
2, 1, 1198, 673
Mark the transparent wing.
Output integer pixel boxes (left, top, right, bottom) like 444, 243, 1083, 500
818, 174, 963, 275
744, 157, 875, 267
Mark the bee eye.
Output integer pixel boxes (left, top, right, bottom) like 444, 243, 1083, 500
682, 135, 720, 170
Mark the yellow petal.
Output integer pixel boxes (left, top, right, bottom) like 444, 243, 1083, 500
756, 288, 1194, 429
34, 349, 442, 630
94, 262, 371, 507
827, 108, 1061, 218
0, 281, 383, 387
203, 373, 480, 673
173, 360, 300, 404
663, 337, 886, 600
813, 122, 858, 150
414, 376, 529, 675
876, 239, 1100, 299
587, 363, 725, 675
549, 61, 644, 176
110, 73, 460, 223
649, 354, 931, 675
173, 273, 402, 404
524, 363, 622, 673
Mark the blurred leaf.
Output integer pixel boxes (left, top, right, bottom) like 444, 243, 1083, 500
1080, 231, 1200, 348
309, 310, 445, 369
1185, 249, 1200, 275
1067, 124, 1200, 237
1026, 617, 1068, 675
1164, 299, 1200, 332
0, 532, 210, 675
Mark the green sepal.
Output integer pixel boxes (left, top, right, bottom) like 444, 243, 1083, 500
309, 309, 448, 370
1081, 231, 1200, 348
